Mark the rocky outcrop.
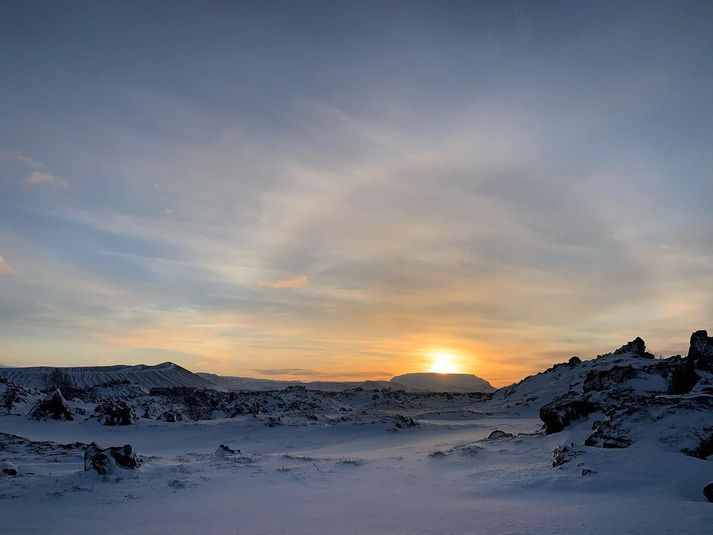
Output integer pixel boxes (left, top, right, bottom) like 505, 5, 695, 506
29, 389, 73, 421
94, 399, 137, 426
84, 442, 140, 475
704, 482, 713, 503
1, 460, 18, 476
539, 394, 598, 434
689, 330, 713, 372
611, 337, 651, 358
487, 430, 513, 440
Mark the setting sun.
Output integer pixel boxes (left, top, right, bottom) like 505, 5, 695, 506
429, 352, 460, 374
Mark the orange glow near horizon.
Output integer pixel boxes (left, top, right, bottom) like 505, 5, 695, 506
428, 351, 461, 374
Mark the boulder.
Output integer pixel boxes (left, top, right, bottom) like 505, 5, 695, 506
1, 461, 18, 476
84, 442, 140, 475
216, 444, 240, 455
487, 430, 514, 440
704, 482, 713, 503
689, 331, 713, 371
539, 395, 598, 434
94, 399, 137, 426
159, 410, 182, 422
29, 389, 74, 421
612, 337, 647, 358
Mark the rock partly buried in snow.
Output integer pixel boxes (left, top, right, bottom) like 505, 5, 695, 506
390, 373, 495, 393
689, 331, 713, 372
1, 460, 18, 476
84, 442, 141, 475
94, 399, 137, 426
29, 389, 74, 421
539, 394, 598, 434
216, 444, 240, 455
487, 430, 514, 440
704, 483, 713, 503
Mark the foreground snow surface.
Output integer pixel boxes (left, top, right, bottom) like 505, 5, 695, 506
2, 409, 712, 535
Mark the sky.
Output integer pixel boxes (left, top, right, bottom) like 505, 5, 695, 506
1, 1, 712, 386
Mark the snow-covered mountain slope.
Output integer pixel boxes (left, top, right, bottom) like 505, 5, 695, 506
0, 362, 215, 391
390, 372, 495, 393
197, 373, 394, 392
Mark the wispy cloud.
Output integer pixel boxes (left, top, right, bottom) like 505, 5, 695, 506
27, 171, 68, 187
0, 255, 15, 274
0, 151, 43, 168
258, 275, 309, 289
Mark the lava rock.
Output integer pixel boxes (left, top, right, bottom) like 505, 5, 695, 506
487, 430, 514, 440
539, 395, 598, 434
84, 442, 140, 475
612, 337, 647, 358
216, 444, 240, 455
704, 482, 713, 503
29, 389, 74, 421
94, 399, 137, 426
1, 461, 18, 476
159, 410, 182, 422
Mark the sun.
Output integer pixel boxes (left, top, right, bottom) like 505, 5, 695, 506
429, 352, 459, 374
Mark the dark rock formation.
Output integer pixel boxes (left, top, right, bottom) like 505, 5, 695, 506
690, 330, 713, 373
583, 365, 638, 393
1, 461, 18, 476
539, 395, 598, 434
568, 356, 582, 367
487, 430, 514, 440
704, 482, 713, 503
216, 444, 240, 455
159, 410, 182, 422
29, 389, 74, 421
94, 399, 137, 426
612, 337, 648, 358
84, 442, 140, 475
552, 443, 579, 467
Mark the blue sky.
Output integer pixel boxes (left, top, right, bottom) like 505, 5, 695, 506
1, 1, 712, 385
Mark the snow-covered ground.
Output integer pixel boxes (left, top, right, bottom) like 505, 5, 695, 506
2, 333, 713, 534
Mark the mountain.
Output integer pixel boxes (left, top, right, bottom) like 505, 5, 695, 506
389, 372, 495, 393
0, 362, 215, 391
197, 373, 394, 392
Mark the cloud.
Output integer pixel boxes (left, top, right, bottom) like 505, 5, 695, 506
27, 171, 68, 186
0, 151, 43, 168
0, 255, 15, 274
254, 368, 321, 376
258, 274, 308, 289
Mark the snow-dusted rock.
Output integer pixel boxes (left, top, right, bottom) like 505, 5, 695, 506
84, 442, 141, 475
1, 460, 18, 476
704, 483, 713, 503
539, 394, 598, 434
487, 430, 513, 440
94, 399, 137, 426
28, 389, 73, 421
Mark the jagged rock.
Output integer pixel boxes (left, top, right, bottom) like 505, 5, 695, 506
83, 442, 140, 475
487, 430, 513, 440
568, 356, 582, 367
29, 389, 74, 421
159, 410, 182, 422
215, 444, 240, 455
583, 365, 638, 393
94, 399, 137, 426
704, 482, 713, 503
668, 358, 700, 394
689, 331, 713, 372
393, 415, 418, 429
552, 443, 579, 467
613, 337, 647, 358
1, 461, 18, 476
266, 416, 282, 427
539, 395, 598, 434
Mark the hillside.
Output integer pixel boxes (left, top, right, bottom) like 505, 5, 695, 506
0, 362, 215, 391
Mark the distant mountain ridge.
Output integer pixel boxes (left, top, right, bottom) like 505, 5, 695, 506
0, 362, 215, 391
0, 361, 496, 393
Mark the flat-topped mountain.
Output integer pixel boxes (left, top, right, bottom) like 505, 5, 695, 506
390, 372, 495, 393
0, 362, 214, 391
